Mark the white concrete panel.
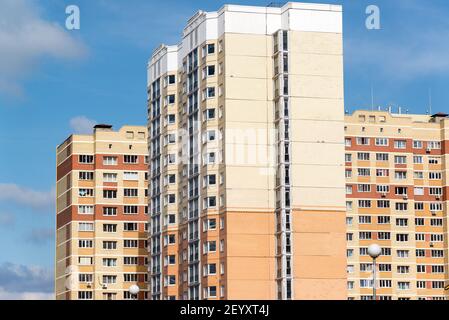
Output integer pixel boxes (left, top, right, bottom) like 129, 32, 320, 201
288, 9, 342, 33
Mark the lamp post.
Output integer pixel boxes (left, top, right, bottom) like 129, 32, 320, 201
368, 244, 381, 301
129, 285, 140, 300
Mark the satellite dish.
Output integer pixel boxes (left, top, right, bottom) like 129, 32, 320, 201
129, 285, 140, 296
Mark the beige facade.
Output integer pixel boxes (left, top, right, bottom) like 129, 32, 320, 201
345, 110, 449, 300
55, 125, 149, 300
147, 2, 347, 300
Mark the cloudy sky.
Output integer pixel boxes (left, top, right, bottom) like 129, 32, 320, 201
0, 0, 449, 299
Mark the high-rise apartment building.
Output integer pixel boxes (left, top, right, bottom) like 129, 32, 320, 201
147, 2, 347, 300
345, 110, 449, 300
55, 125, 150, 300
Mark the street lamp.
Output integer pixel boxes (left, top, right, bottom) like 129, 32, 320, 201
368, 244, 381, 301
129, 285, 140, 300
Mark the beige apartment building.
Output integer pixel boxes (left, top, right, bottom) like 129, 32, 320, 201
147, 2, 347, 300
55, 125, 150, 300
345, 110, 449, 300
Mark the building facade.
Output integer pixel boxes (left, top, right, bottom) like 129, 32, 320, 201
55, 125, 149, 300
345, 110, 449, 300
147, 2, 347, 300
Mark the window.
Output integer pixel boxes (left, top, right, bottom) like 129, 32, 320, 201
78, 291, 93, 300
359, 216, 371, 224
356, 137, 370, 145
124, 274, 138, 282
345, 169, 352, 178
395, 203, 408, 211
376, 169, 389, 177
124, 189, 138, 197
168, 74, 176, 85
204, 108, 216, 121
398, 282, 410, 290
103, 258, 117, 267
204, 197, 216, 208
79, 223, 94, 232
394, 140, 407, 149
429, 172, 442, 180
359, 232, 372, 240
413, 140, 423, 149
124, 155, 138, 164
375, 138, 388, 146
103, 207, 117, 216
103, 241, 117, 250
79, 189, 94, 197
345, 154, 352, 162
413, 156, 423, 164
396, 218, 408, 226
203, 219, 217, 231
358, 200, 371, 208
124, 240, 138, 248
429, 157, 440, 164
429, 187, 443, 196
377, 200, 390, 208
103, 156, 118, 166
428, 141, 441, 150
103, 224, 117, 233
378, 216, 390, 224
430, 203, 443, 211
394, 156, 407, 164
79, 172, 94, 180
345, 138, 352, 147
357, 153, 370, 161
124, 206, 138, 215
78, 240, 93, 248
124, 223, 138, 231
414, 187, 424, 196
166, 194, 176, 205
78, 205, 94, 215
395, 171, 407, 180
79, 155, 94, 164
103, 190, 117, 199
376, 153, 389, 161
396, 234, 409, 242
204, 241, 217, 253
79, 274, 93, 283
378, 232, 391, 240
377, 185, 389, 193
358, 168, 370, 177
414, 171, 424, 179
124, 257, 138, 265
123, 172, 139, 181
103, 173, 117, 182
357, 184, 371, 193
79, 257, 93, 265
203, 87, 215, 99
415, 218, 424, 226
102, 275, 117, 284
207, 43, 215, 54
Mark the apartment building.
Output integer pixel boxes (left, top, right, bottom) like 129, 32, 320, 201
345, 110, 449, 300
55, 125, 149, 300
147, 2, 347, 300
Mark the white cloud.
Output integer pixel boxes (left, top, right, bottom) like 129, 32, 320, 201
0, 288, 54, 300
346, 0, 449, 80
69, 116, 97, 134
0, 184, 55, 211
27, 228, 54, 245
0, 212, 15, 227
0, 263, 53, 300
0, 0, 87, 98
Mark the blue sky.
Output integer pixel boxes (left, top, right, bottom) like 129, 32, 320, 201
0, 0, 449, 299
